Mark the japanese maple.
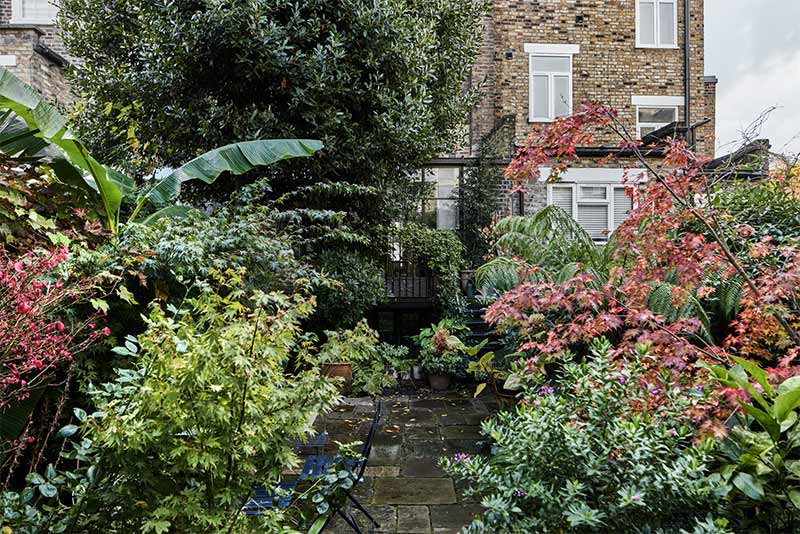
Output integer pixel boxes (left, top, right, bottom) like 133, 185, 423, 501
488, 103, 800, 426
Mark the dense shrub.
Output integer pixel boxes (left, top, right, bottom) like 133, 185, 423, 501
60, 0, 486, 222
0, 247, 105, 482
394, 223, 463, 316
34, 277, 340, 532
314, 250, 387, 331
705, 359, 800, 533
443, 338, 728, 533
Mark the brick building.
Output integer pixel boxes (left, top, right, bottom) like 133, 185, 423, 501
423, 0, 718, 242
0, 0, 69, 104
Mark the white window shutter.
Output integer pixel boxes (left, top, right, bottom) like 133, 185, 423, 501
577, 205, 608, 240
613, 188, 633, 229
550, 186, 573, 217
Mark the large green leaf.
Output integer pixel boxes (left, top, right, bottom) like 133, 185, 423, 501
774, 387, 800, 424
140, 205, 201, 225
732, 472, 765, 500
146, 139, 324, 207
732, 356, 774, 397
0, 68, 128, 231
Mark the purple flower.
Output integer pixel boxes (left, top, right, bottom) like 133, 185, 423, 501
453, 453, 472, 464
516, 489, 526, 497
538, 386, 555, 396
649, 387, 660, 396
632, 495, 641, 502
616, 375, 626, 384
696, 385, 704, 392
669, 428, 678, 436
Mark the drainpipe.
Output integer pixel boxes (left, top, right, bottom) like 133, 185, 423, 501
684, 0, 692, 145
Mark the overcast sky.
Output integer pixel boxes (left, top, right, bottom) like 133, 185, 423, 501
706, 0, 800, 156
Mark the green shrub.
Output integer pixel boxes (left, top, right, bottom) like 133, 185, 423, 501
393, 223, 463, 317
413, 319, 475, 376
314, 250, 387, 331
319, 320, 410, 397
443, 338, 726, 533
705, 358, 800, 533
65, 276, 339, 532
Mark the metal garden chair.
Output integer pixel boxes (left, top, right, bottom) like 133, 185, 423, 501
241, 401, 382, 533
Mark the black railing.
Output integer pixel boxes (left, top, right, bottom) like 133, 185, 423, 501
385, 260, 435, 301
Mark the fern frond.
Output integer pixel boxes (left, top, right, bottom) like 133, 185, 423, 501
475, 256, 529, 296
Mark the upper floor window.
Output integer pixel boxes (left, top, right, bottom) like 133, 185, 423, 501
632, 96, 683, 138
524, 43, 580, 122
637, 107, 677, 137
11, 0, 58, 24
636, 0, 677, 48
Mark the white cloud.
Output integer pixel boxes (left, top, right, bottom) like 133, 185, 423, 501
706, 0, 800, 156
715, 49, 800, 156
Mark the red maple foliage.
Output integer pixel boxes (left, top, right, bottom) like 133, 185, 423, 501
487, 103, 800, 429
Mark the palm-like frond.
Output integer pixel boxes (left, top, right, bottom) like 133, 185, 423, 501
493, 206, 614, 275
475, 256, 531, 297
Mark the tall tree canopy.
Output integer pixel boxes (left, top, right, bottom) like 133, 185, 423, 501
60, 0, 487, 207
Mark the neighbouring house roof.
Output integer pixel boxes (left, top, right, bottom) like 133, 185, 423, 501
702, 139, 772, 180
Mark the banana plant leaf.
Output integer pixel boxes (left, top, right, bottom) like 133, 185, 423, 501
145, 139, 324, 207
0, 109, 50, 158
0, 68, 132, 231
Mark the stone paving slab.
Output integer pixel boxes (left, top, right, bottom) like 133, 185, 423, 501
397, 505, 431, 533
371, 478, 457, 505
429, 505, 477, 529
322, 388, 495, 532
400, 455, 446, 478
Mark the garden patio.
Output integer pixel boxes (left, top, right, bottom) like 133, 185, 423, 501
319, 390, 496, 533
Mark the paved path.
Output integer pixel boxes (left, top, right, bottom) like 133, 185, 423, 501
320, 389, 498, 533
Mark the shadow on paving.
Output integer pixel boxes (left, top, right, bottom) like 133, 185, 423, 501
318, 387, 499, 533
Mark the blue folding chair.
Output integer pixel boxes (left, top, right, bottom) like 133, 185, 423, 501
314, 400, 382, 533
241, 429, 328, 514
240, 480, 299, 514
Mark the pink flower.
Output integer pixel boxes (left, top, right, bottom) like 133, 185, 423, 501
55, 321, 65, 332
100, 327, 111, 336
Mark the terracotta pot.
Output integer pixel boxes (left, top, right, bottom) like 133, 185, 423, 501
492, 382, 519, 408
322, 362, 353, 395
428, 373, 452, 391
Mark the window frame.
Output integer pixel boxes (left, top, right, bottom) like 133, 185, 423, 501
636, 105, 678, 139
546, 176, 637, 243
10, 0, 59, 24
419, 167, 461, 230
635, 0, 678, 49
524, 43, 580, 123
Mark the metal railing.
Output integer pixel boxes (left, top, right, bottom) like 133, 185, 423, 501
385, 260, 435, 301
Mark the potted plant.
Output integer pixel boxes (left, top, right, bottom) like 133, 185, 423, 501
414, 320, 484, 391
318, 320, 411, 396
467, 352, 523, 407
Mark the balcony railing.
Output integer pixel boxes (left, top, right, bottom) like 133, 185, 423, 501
385, 260, 435, 301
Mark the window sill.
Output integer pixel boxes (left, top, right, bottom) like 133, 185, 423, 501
8, 19, 57, 26
529, 117, 555, 124
635, 44, 680, 50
